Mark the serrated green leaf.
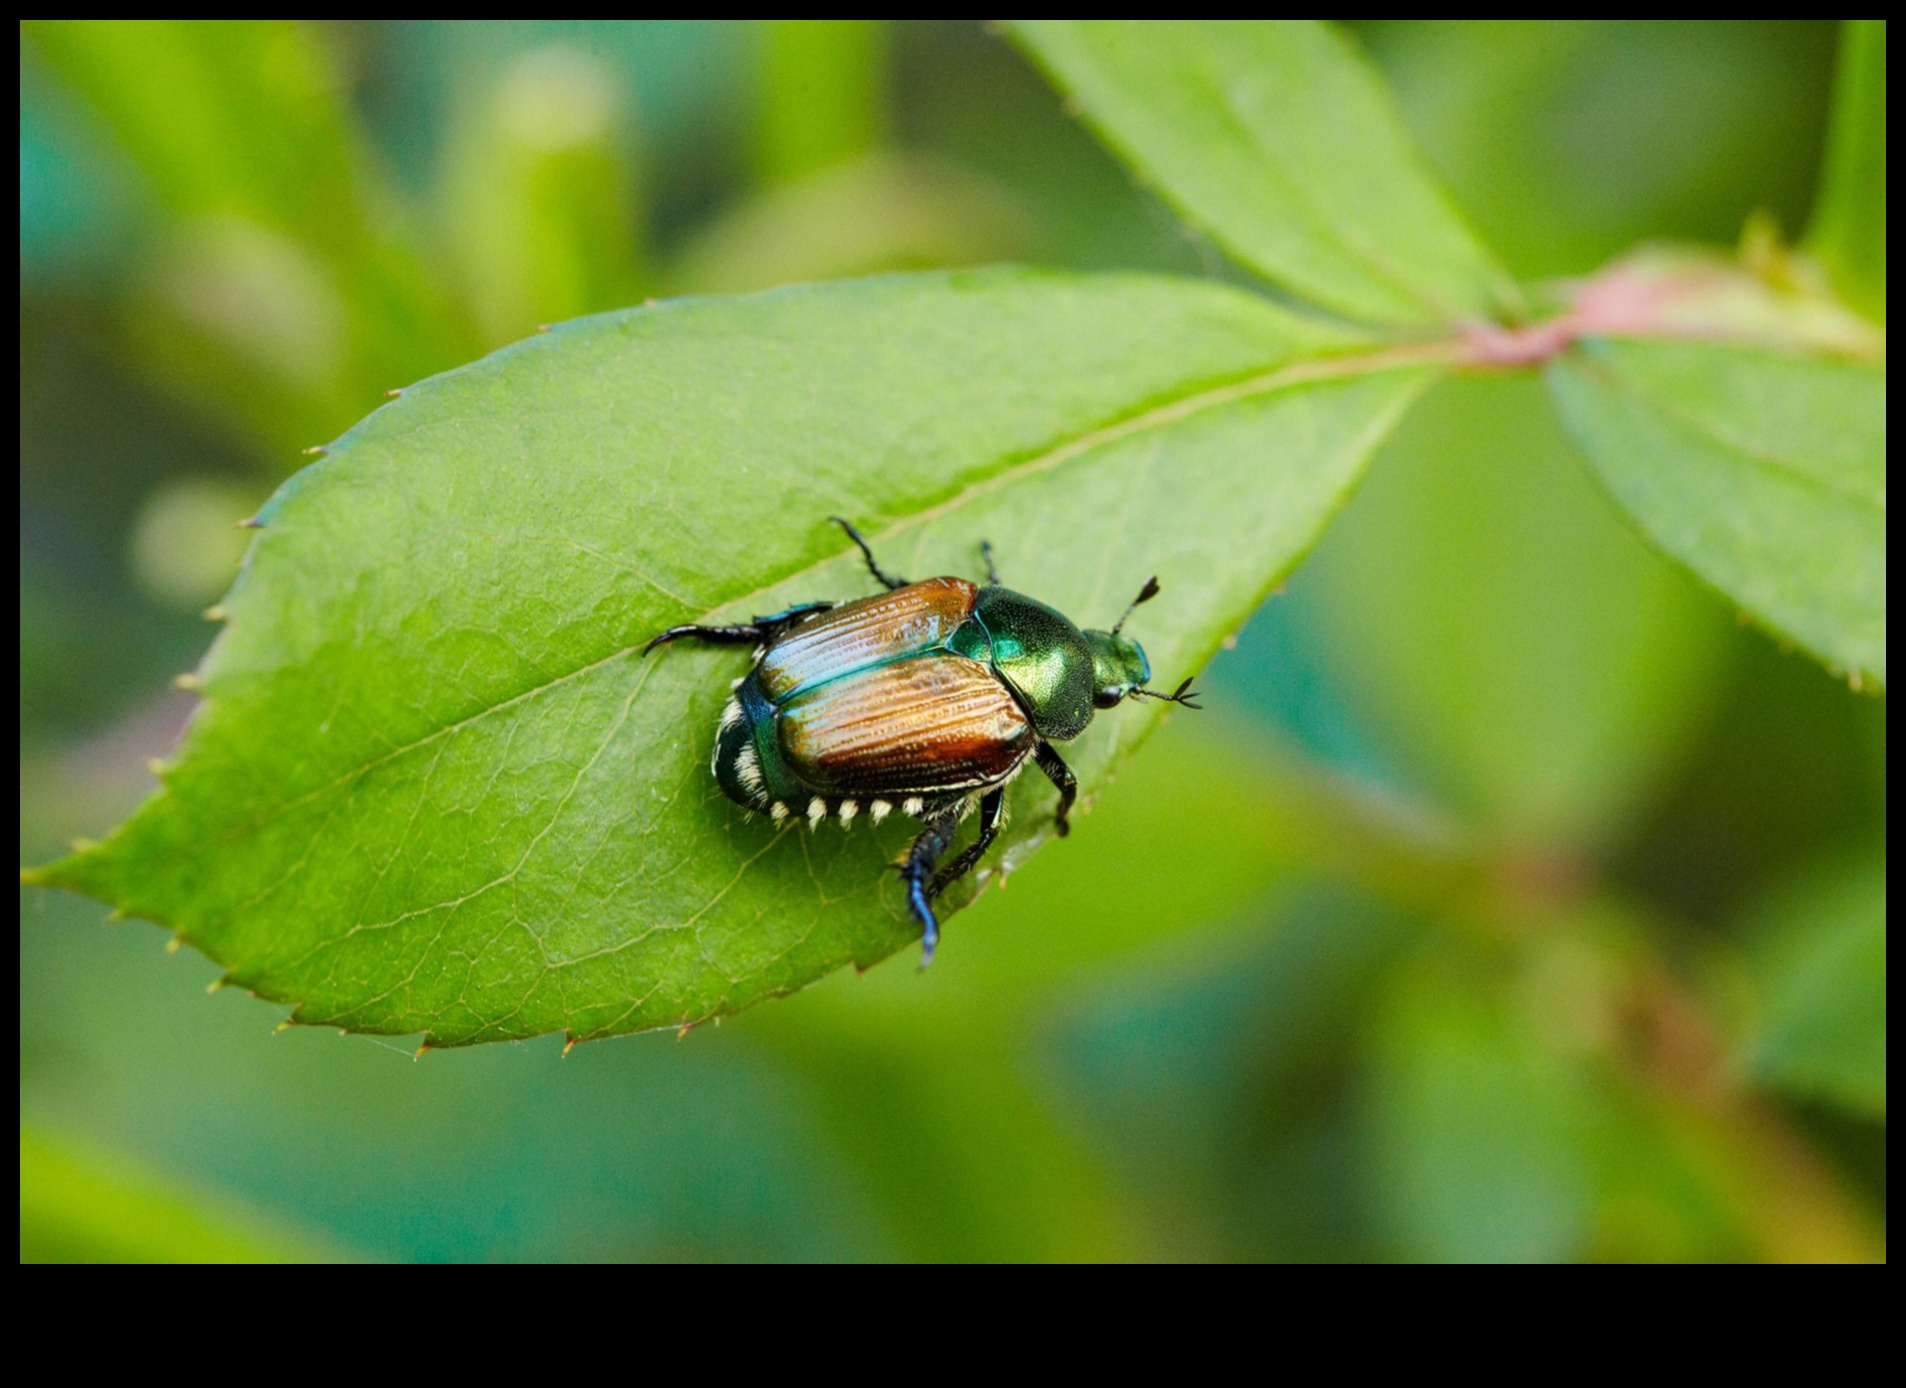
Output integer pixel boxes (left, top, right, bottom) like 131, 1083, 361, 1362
1744, 856, 1886, 1118
29, 268, 1434, 1046
1807, 21, 1886, 323
1009, 20, 1519, 328
1548, 338, 1885, 689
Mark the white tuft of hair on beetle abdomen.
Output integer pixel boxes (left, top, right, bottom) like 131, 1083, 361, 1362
734, 742, 764, 793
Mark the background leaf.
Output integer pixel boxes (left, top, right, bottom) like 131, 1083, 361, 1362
31, 268, 1433, 1046
1363, 961, 1594, 1263
1009, 20, 1519, 327
754, 20, 888, 185
20, 1125, 331, 1263
23, 20, 473, 457
438, 45, 647, 347
1548, 337, 1885, 689
1300, 373, 1728, 849
1743, 854, 1886, 1118
1806, 21, 1886, 323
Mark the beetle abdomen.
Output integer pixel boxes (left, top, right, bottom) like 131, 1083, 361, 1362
712, 673, 787, 812
778, 654, 1033, 796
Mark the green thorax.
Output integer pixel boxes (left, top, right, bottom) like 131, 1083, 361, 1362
960, 586, 1100, 741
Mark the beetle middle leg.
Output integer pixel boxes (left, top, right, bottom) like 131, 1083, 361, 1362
929, 788, 1006, 899
899, 805, 964, 964
642, 602, 833, 655
830, 517, 909, 591
1034, 742, 1077, 837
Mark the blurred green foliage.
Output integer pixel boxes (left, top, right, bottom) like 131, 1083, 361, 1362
1807, 20, 1886, 321
20, 1126, 331, 1263
20, 20, 1883, 1262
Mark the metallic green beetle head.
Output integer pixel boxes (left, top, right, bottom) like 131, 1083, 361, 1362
1084, 576, 1202, 714
1083, 628, 1150, 707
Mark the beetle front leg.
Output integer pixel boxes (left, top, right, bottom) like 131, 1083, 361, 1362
642, 602, 833, 656
929, 788, 1005, 899
900, 807, 963, 964
642, 622, 769, 655
1034, 742, 1077, 838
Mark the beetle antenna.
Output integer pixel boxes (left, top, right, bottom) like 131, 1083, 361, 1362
1131, 677, 1202, 710
1111, 576, 1161, 636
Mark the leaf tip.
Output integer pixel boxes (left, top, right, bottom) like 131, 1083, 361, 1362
206, 975, 230, 995
171, 671, 201, 691
413, 1041, 432, 1060
273, 1019, 293, 1034
236, 516, 264, 531
561, 1034, 580, 1057
104, 907, 127, 923
201, 604, 228, 623
301, 444, 327, 457
385, 387, 405, 399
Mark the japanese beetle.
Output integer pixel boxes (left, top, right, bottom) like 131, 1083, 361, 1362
645, 519, 1200, 962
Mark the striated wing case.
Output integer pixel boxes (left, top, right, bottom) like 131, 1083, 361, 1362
758, 577, 979, 703
778, 653, 1032, 795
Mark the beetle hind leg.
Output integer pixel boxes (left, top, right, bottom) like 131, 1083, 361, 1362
929, 788, 1006, 900
899, 807, 963, 965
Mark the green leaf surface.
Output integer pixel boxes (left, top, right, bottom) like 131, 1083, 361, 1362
1009, 20, 1518, 328
31, 268, 1432, 1046
1744, 855, 1886, 1118
1807, 21, 1886, 323
1548, 337, 1886, 689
